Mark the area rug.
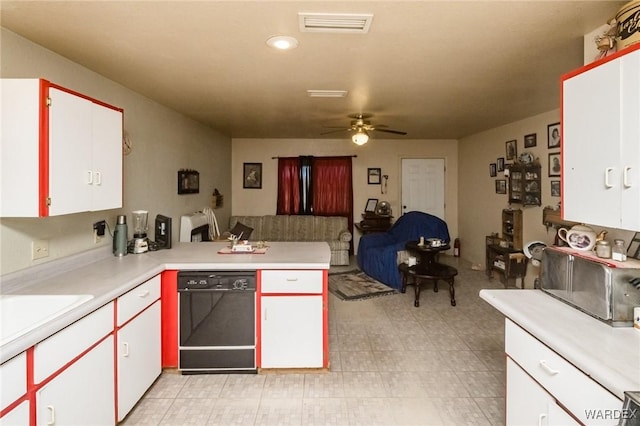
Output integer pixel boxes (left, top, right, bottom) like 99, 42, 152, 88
328, 269, 396, 301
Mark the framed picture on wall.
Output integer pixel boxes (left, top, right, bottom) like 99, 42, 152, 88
548, 152, 561, 177
495, 179, 507, 194
524, 133, 537, 148
497, 157, 505, 172
368, 168, 381, 184
551, 180, 561, 197
489, 163, 497, 177
548, 122, 561, 148
243, 163, 262, 189
506, 139, 517, 160
178, 169, 200, 194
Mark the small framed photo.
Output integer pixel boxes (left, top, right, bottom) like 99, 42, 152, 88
495, 179, 507, 194
548, 122, 561, 149
178, 169, 200, 194
489, 163, 497, 177
497, 157, 505, 172
243, 163, 262, 189
505, 139, 517, 160
368, 167, 381, 184
365, 198, 378, 213
548, 152, 561, 177
551, 180, 561, 197
524, 133, 537, 148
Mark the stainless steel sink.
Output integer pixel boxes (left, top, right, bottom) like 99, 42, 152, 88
0, 294, 94, 346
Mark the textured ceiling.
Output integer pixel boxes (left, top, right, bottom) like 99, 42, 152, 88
0, 1, 625, 140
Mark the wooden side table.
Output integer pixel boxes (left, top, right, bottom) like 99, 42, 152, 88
355, 213, 393, 235
485, 242, 528, 288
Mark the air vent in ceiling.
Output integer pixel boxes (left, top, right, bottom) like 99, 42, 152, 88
307, 90, 348, 98
298, 12, 373, 34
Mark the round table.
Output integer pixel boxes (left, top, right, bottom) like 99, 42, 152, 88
405, 241, 450, 267
401, 241, 457, 307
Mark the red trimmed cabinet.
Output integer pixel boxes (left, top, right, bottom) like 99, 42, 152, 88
160, 268, 329, 371
0, 79, 124, 217
562, 44, 640, 229
258, 270, 327, 369
0, 275, 160, 425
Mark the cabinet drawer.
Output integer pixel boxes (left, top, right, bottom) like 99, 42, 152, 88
117, 274, 161, 326
505, 319, 622, 425
260, 270, 323, 294
34, 301, 114, 383
0, 351, 26, 410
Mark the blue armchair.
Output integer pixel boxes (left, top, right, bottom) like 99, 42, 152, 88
357, 211, 450, 290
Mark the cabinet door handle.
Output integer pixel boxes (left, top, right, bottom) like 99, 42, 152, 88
624, 166, 632, 188
47, 405, 55, 425
87, 170, 93, 185
605, 167, 614, 188
123, 342, 130, 357
538, 413, 547, 426
285, 278, 299, 282
138, 290, 150, 298
539, 360, 559, 375
264, 308, 268, 321
94, 171, 102, 185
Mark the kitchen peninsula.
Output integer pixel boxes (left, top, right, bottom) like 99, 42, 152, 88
0, 242, 330, 425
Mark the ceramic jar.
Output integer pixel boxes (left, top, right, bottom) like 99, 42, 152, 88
557, 224, 597, 251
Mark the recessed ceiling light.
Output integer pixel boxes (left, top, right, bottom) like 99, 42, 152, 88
266, 36, 299, 50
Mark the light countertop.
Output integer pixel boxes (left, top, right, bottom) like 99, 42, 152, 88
480, 289, 640, 400
0, 241, 330, 363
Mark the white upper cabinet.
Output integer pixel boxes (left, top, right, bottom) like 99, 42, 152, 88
562, 46, 640, 230
0, 79, 123, 217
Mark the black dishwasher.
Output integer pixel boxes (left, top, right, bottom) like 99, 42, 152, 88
178, 271, 256, 373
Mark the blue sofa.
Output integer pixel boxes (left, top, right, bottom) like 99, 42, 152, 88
357, 211, 450, 290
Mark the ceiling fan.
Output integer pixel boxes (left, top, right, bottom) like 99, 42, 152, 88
321, 113, 407, 145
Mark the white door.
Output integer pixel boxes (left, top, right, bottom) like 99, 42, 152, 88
261, 296, 323, 368
117, 302, 161, 421
48, 87, 93, 215
563, 56, 622, 227
91, 102, 123, 211
36, 336, 115, 426
401, 158, 445, 219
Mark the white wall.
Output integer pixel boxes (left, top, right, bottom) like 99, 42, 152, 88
0, 29, 232, 275
231, 137, 458, 252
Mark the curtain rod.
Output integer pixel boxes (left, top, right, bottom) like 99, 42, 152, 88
271, 155, 357, 159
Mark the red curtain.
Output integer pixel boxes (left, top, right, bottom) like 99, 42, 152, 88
276, 157, 301, 214
312, 156, 354, 237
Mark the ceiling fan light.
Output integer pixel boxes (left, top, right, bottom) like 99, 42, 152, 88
352, 129, 369, 145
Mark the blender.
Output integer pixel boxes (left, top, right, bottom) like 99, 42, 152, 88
131, 210, 149, 254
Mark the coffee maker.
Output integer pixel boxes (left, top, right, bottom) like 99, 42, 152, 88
129, 210, 149, 254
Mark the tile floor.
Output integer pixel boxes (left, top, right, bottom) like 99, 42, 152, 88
122, 256, 508, 425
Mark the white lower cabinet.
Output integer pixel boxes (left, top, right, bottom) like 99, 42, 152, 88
36, 336, 115, 425
260, 296, 323, 368
507, 358, 578, 426
117, 301, 161, 421
0, 351, 26, 414
505, 319, 622, 426
0, 400, 29, 426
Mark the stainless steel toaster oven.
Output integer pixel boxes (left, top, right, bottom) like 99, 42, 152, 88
540, 247, 640, 327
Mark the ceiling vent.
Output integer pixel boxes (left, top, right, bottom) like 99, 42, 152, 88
298, 12, 373, 34
307, 90, 348, 98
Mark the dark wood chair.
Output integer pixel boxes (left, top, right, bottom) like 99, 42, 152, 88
399, 262, 457, 307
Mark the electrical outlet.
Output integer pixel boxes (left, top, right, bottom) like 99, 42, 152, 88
93, 220, 106, 244
32, 239, 49, 260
